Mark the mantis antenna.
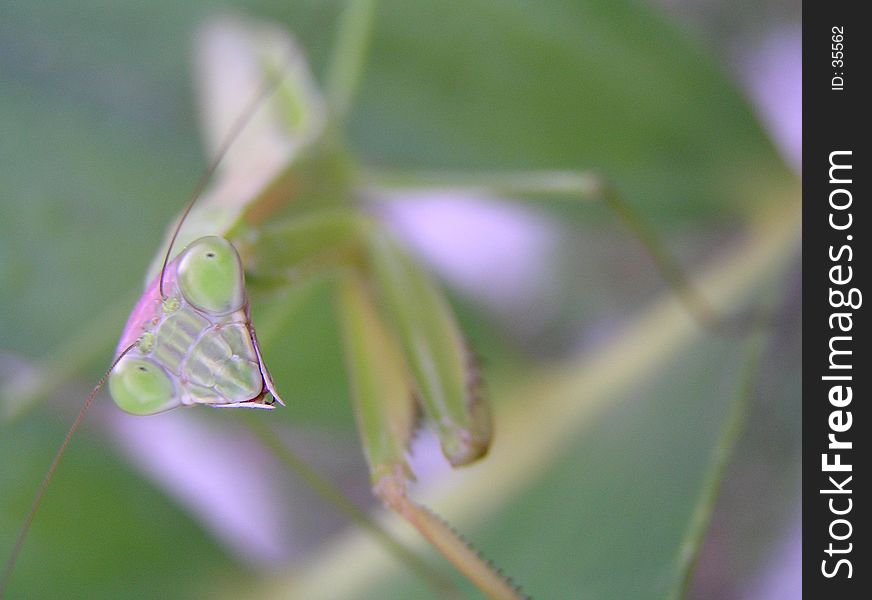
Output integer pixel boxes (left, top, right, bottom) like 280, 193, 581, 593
0, 344, 136, 597
1, 64, 291, 598
159, 63, 289, 298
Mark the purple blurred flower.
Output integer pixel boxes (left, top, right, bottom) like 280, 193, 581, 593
376, 190, 562, 335
108, 410, 293, 565
736, 26, 802, 172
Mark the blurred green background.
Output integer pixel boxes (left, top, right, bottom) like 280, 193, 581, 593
1, 1, 800, 598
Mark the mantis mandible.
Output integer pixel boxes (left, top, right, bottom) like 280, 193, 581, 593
2, 4, 723, 598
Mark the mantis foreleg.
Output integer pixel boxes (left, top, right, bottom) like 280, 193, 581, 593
246, 212, 523, 599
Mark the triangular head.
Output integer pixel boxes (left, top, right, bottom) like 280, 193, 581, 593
109, 236, 283, 415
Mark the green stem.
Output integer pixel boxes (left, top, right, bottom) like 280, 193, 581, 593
326, 0, 378, 121
242, 415, 462, 599
666, 303, 773, 600
364, 169, 602, 199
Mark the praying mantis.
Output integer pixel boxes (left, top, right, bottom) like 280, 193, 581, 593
1, 7, 514, 597
0, 2, 784, 599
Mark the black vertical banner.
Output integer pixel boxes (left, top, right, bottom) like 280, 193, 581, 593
803, 4, 869, 597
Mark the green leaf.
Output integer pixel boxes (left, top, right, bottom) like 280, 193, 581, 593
346, 0, 794, 220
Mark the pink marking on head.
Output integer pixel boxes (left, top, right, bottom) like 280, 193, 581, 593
116, 260, 179, 354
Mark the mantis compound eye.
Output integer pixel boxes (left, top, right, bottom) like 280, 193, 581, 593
109, 357, 177, 415
177, 236, 245, 315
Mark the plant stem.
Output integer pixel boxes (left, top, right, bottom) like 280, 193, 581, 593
666, 298, 774, 600
326, 0, 378, 121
